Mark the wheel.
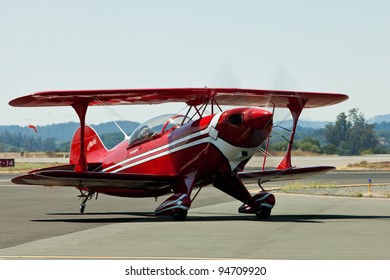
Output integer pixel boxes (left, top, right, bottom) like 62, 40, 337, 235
172, 210, 188, 221
256, 206, 271, 219
80, 203, 86, 214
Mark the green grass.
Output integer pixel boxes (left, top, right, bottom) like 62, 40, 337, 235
346, 161, 390, 169
352, 192, 363, 197
281, 181, 338, 192
0, 162, 55, 173
280, 181, 390, 198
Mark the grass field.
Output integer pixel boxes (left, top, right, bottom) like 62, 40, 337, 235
0, 162, 56, 173
345, 160, 390, 170
279, 181, 390, 198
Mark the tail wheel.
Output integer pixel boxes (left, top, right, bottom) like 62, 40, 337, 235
77, 190, 95, 214
80, 203, 86, 214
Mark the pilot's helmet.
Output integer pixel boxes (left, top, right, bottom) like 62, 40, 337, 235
139, 126, 153, 139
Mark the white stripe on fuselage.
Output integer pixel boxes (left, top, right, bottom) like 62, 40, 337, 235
102, 114, 222, 173
103, 113, 257, 173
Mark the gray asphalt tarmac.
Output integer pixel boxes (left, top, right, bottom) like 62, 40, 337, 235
0, 171, 389, 259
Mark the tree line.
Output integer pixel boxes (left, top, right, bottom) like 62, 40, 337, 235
0, 131, 57, 153
0, 131, 124, 153
268, 108, 389, 155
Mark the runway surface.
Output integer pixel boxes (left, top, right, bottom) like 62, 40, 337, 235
0, 172, 389, 259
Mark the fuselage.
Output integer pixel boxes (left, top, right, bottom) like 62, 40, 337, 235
101, 107, 273, 179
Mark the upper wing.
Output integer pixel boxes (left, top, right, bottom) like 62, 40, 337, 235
238, 166, 335, 185
9, 88, 348, 108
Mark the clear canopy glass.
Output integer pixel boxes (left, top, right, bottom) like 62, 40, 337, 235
129, 114, 188, 144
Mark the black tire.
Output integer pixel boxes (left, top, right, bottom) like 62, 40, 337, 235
80, 203, 86, 214
256, 206, 271, 219
172, 210, 188, 221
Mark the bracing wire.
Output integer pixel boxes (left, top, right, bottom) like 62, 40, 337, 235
272, 111, 293, 143
93, 98, 130, 123
257, 146, 280, 167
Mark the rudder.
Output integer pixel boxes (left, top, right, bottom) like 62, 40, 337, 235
69, 126, 108, 165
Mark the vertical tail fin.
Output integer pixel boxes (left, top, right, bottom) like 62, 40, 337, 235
69, 126, 108, 165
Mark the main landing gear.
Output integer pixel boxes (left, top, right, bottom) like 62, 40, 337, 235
154, 193, 191, 221
254, 183, 276, 219
172, 209, 188, 221
78, 190, 96, 214
213, 174, 276, 220
155, 171, 198, 221
238, 191, 276, 219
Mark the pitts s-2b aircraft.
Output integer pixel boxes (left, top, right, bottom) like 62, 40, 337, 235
9, 88, 348, 221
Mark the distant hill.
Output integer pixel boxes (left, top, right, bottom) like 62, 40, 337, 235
2, 114, 390, 153
276, 119, 329, 129
0, 118, 327, 147
0, 120, 139, 143
0, 116, 386, 143
91, 121, 139, 139
369, 114, 390, 124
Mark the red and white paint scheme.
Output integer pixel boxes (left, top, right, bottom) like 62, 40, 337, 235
9, 88, 348, 220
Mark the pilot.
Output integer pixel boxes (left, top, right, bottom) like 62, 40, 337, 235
139, 126, 153, 139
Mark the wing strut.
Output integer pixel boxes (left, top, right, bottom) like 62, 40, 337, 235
71, 99, 90, 172
277, 98, 308, 170
262, 105, 276, 170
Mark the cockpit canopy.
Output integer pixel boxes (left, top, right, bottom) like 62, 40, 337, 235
129, 114, 188, 145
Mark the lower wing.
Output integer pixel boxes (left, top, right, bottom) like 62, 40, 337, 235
12, 165, 334, 189
238, 166, 335, 185
12, 169, 175, 189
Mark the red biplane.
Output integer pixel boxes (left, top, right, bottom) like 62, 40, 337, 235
9, 88, 348, 220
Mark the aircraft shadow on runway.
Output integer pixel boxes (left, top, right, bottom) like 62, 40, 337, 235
30, 212, 390, 224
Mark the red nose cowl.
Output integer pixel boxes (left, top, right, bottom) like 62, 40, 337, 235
243, 109, 273, 130
217, 108, 273, 147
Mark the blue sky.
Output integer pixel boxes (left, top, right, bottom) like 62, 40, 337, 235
1, 0, 389, 125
